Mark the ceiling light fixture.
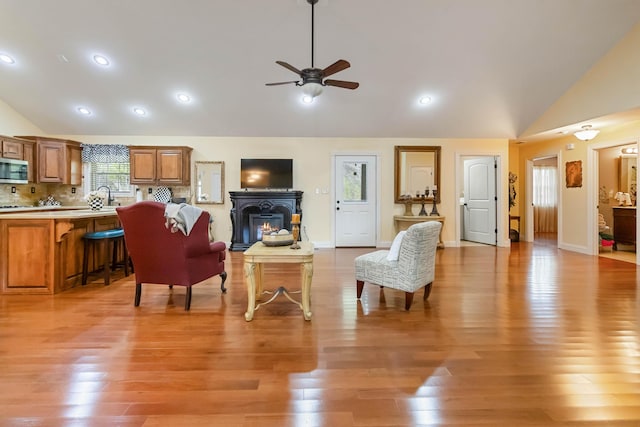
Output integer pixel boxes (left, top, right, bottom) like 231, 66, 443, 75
93, 54, 110, 66
419, 96, 432, 105
133, 107, 147, 116
0, 53, 15, 64
574, 125, 599, 141
176, 93, 191, 103
77, 107, 91, 116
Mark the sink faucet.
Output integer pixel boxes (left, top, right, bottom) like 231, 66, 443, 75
96, 186, 114, 206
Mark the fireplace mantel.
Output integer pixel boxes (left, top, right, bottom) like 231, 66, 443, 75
229, 191, 303, 251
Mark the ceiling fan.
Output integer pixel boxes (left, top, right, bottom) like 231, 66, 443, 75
266, 0, 359, 100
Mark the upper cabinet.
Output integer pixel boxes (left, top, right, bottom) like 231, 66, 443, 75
16, 136, 82, 185
1, 136, 24, 159
1, 136, 35, 182
129, 146, 192, 186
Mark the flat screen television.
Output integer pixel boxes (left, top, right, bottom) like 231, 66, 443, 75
241, 158, 293, 189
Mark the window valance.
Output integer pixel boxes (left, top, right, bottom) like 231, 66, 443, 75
81, 144, 129, 163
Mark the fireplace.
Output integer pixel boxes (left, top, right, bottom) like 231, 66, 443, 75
229, 191, 303, 251
249, 213, 284, 241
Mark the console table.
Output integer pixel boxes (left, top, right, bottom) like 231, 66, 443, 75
394, 215, 445, 248
229, 191, 303, 251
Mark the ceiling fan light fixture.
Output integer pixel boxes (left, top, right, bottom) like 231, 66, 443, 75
302, 82, 323, 99
574, 125, 599, 141
302, 95, 314, 104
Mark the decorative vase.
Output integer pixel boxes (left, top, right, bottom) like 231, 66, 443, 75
88, 197, 104, 211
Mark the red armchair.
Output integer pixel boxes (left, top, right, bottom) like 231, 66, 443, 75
116, 201, 227, 310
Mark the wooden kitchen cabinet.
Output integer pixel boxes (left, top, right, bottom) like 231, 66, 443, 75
129, 146, 192, 185
16, 136, 83, 184
0, 135, 35, 182
1, 136, 24, 159
67, 143, 83, 186
0, 212, 122, 294
22, 140, 35, 182
612, 206, 636, 250
38, 140, 66, 183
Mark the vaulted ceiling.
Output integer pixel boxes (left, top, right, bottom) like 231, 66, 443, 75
1, 0, 639, 139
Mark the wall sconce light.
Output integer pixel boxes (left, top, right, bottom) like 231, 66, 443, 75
574, 125, 600, 141
621, 147, 638, 154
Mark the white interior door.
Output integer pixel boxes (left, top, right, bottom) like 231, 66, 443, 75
335, 155, 377, 247
463, 157, 497, 245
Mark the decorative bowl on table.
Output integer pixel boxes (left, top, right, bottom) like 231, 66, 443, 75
261, 230, 294, 246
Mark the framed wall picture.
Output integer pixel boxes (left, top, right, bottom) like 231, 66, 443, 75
566, 160, 582, 188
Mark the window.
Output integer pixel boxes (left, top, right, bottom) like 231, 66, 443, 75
341, 161, 367, 202
86, 161, 132, 194
81, 144, 132, 196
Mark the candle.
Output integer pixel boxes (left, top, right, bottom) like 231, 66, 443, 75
291, 213, 301, 223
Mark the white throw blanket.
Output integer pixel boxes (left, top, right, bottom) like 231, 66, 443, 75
164, 203, 204, 236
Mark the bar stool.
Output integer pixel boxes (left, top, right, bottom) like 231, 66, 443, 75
82, 228, 129, 286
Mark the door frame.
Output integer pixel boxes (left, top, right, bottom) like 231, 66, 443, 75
454, 151, 508, 247
587, 137, 639, 263
331, 151, 381, 248
524, 154, 561, 244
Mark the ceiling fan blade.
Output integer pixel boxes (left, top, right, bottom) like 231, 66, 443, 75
324, 79, 359, 90
322, 59, 350, 78
265, 80, 299, 86
276, 61, 302, 76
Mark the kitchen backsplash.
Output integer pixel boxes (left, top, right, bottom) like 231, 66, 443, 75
0, 184, 193, 207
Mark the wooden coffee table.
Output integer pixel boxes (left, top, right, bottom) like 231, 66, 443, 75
243, 241, 314, 321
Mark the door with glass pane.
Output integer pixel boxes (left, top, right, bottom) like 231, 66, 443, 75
335, 155, 377, 247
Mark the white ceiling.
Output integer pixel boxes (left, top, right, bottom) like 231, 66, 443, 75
1, 0, 640, 139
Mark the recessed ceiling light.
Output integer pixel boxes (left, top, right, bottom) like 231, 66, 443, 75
419, 96, 432, 105
132, 107, 147, 116
93, 54, 110, 66
0, 54, 15, 64
176, 93, 191, 103
77, 107, 92, 116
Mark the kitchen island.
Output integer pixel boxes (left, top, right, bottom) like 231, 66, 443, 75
0, 208, 123, 294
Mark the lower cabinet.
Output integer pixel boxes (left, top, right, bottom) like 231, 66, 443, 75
0, 214, 121, 294
612, 207, 636, 250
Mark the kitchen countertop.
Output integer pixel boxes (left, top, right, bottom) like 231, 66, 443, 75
0, 206, 119, 219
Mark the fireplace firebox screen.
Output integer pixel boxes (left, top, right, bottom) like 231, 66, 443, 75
249, 213, 284, 241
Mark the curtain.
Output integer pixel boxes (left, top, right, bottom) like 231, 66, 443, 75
533, 166, 557, 232
81, 144, 129, 163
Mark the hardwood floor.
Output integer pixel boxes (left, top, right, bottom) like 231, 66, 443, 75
1, 241, 640, 426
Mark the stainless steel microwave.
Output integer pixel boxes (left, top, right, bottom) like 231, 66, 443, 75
0, 158, 28, 184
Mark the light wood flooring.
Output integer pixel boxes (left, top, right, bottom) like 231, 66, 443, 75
1, 240, 640, 426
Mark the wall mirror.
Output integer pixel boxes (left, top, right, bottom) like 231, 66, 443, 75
195, 161, 225, 204
619, 154, 637, 198
394, 146, 441, 203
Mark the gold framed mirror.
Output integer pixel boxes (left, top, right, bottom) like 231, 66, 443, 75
394, 146, 441, 203
194, 161, 225, 204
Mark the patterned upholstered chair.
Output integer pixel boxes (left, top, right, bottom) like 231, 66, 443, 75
116, 201, 227, 310
355, 221, 441, 310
